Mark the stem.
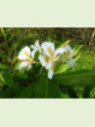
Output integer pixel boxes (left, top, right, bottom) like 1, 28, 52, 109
46, 78, 48, 98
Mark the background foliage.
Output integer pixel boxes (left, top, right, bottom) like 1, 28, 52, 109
0, 28, 95, 98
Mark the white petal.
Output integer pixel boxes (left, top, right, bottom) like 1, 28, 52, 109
65, 45, 73, 58
31, 40, 41, 55
39, 55, 47, 67
48, 69, 53, 79
31, 44, 35, 48
66, 59, 76, 67
45, 41, 55, 52
18, 61, 30, 70
41, 41, 55, 56
31, 50, 37, 58
31, 40, 39, 50
35, 40, 39, 47
18, 46, 31, 60
54, 47, 65, 61
46, 60, 52, 69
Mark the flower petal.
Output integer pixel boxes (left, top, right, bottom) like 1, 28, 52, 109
31, 40, 41, 56
65, 45, 73, 58
66, 59, 76, 67
18, 46, 31, 60
54, 47, 65, 61
46, 60, 52, 69
41, 41, 55, 56
35, 40, 39, 47
18, 61, 31, 70
48, 69, 53, 79
31, 45, 36, 49
39, 55, 47, 67
31, 50, 37, 58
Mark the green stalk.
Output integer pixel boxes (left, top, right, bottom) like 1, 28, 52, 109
46, 78, 48, 98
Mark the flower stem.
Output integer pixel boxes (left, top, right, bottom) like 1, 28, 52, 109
46, 78, 48, 98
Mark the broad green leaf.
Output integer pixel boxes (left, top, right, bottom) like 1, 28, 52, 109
55, 70, 95, 86
14, 85, 34, 98
32, 75, 49, 98
48, 80, 61, 98
32, 74, 61, 98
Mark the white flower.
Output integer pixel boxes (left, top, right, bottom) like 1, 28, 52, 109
39, 55, 52, 69
39, 41, 65, 79
39, 55, 53, 79
17, 46, 34, 70
63, 45, 76, 67
31, 40, 42, 57
41, 41, 55, 57
65, 45, 73, 58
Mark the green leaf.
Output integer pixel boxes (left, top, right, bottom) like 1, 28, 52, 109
14, 85, 34, 98
73, 45, 83, 56
48, 80, 61, 98
0, 71, 15, 86
0, 63, 11, 69
33, 75, 48, 98
55, 63, 70, 74
32, 74, 61, 98
55, 70, 95, 86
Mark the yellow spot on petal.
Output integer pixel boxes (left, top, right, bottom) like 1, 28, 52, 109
48, 47, 52, 55
23, 51, 30, 58
44, 56, 50, 63
24, 51, 33, 62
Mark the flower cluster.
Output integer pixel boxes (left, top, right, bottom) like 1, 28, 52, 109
17, 40, 75, 79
